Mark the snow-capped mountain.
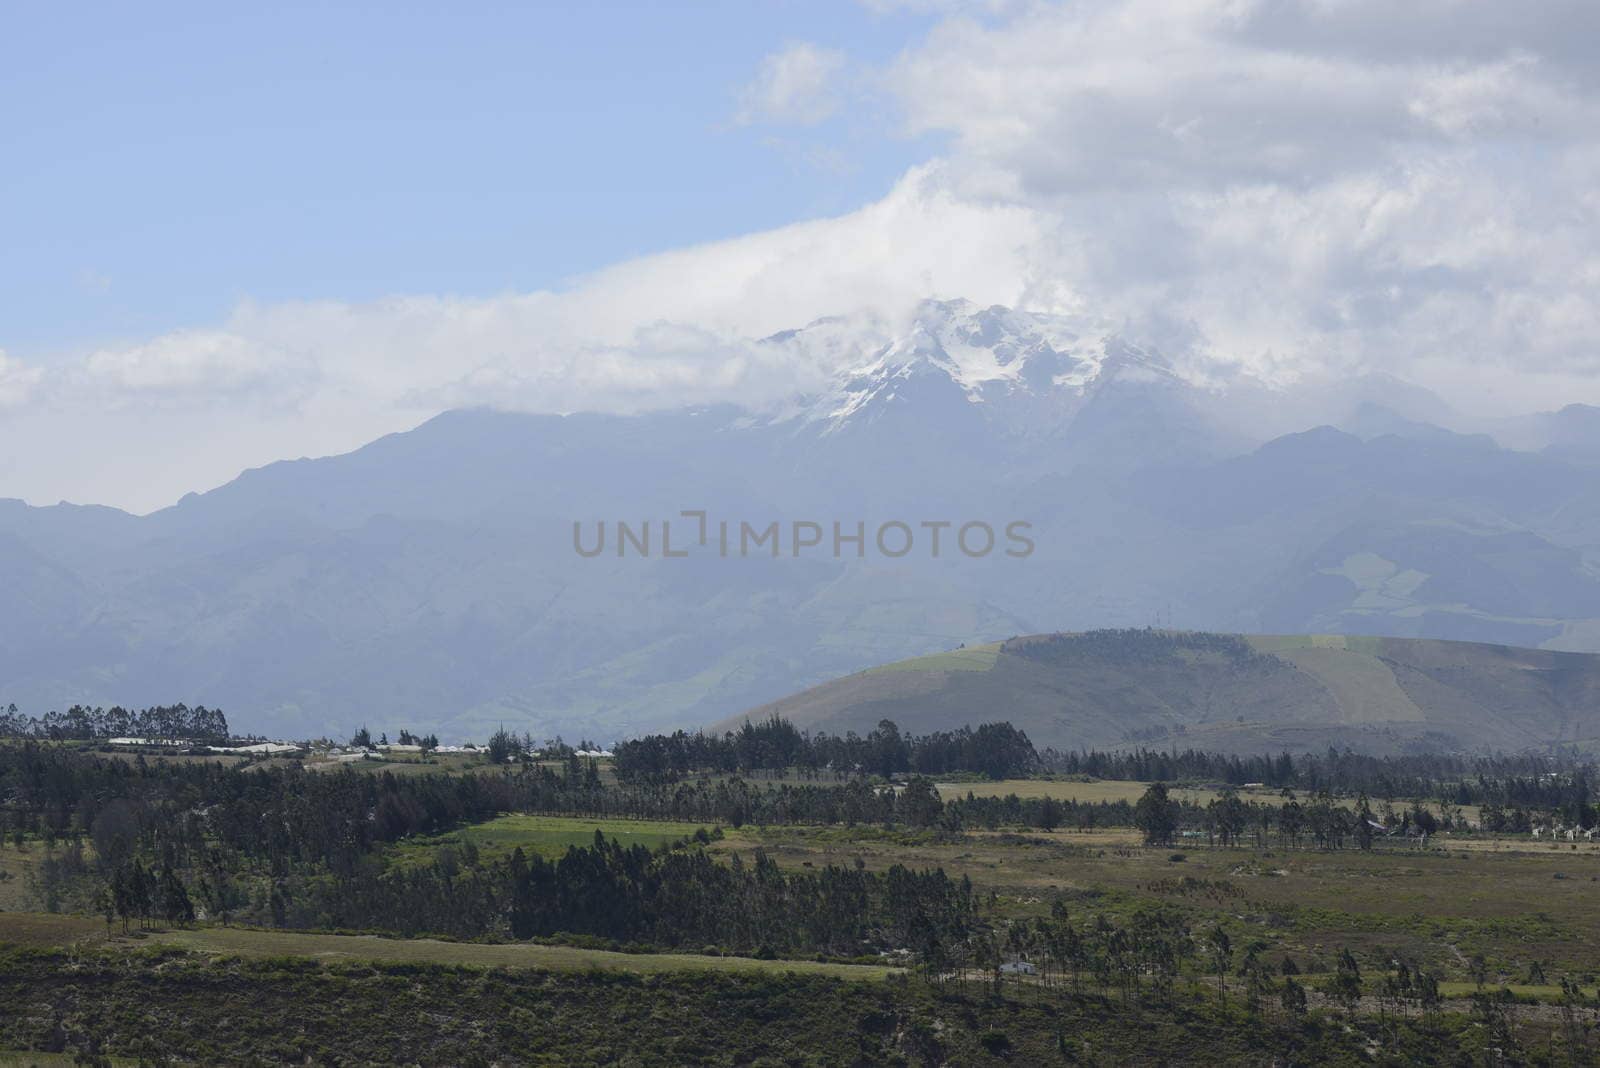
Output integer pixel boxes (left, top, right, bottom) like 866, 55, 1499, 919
8, 297, 1600, 746
762, 299, 1192, 432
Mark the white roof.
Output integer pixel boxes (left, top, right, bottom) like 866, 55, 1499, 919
210, 742, 304, 755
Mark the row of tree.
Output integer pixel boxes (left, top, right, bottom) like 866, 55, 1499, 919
1133, 782, 1458, 849
263, 831, 978, 955
1043, 744, 1600, 810
612, 716, 1038, 780
0, 703, 229, 742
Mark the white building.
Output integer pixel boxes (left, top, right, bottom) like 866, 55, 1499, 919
208, 742, 304, 756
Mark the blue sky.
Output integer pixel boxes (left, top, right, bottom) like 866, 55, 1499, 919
2, 1, 935, 355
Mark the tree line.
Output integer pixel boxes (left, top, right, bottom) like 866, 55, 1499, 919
612, 716, 1037, 780
0, 703, 229, 742
264, 830, 978, 957
1006, 628, 1280, 669
8, 742, 1585, 886
1043, 744, 1600, 809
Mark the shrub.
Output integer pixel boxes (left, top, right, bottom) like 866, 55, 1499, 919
979, 1029, 1012, 1055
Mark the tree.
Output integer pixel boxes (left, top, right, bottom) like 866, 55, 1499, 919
1208, 788, 1248, 847
1134, 782, 1179, 846
1280, 976, 1307, 1016
158, 866, 194, 925
1208, 926, 1232, 1005
867, 720, 909, 778
90, 800, 139, 872
899, 777, 942, 828
1409, 801, 1438, 838
487, 728, 520, 764
1354, 794, 1375, 850
1328, 948, 1363, 1015
124, 860, 154, 929
94, 885, 115, 935
1278, 792, 1304, 848
1036, 796, 1063, 832
350, 725, 372, 749
1240, 944, 1273, 1014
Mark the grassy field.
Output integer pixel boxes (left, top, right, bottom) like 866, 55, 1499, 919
722, 821, 1600, 987
862, 642, 1002, 675
126, 925, 899, 978
0, 850, 39, 913
0, 913, 104, 948
388, 813, 724, 867
935, 777, 1481, 822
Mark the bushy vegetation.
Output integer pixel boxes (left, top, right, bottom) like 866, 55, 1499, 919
1005, 628, 1280, 668
0, 946, 1502, 1066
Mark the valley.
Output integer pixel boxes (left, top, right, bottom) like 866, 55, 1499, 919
7, 716, 1600, 1063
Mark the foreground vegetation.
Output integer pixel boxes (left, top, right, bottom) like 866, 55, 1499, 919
0, 942, 1520, 1066
10, 720, 1600, 1063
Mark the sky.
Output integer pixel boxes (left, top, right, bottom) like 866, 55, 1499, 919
4, 0, 1600, 512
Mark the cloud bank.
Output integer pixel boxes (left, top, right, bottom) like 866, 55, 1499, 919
5, 0, 1600, 511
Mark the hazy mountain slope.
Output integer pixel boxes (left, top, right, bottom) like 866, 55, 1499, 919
719, 631, 1600, 756
7, 299, 1600, 742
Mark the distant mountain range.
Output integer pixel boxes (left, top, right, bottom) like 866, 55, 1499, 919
6, 298, 1600, 743
719, 630, 1600, 756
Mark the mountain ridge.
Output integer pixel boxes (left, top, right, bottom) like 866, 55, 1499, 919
7, 299, 1600, 742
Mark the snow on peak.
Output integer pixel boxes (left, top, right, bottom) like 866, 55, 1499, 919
758, 298, 1186, 427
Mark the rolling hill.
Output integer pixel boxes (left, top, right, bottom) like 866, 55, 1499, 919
718, 630, 1600, 756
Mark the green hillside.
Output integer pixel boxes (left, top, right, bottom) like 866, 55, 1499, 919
716, 630, 1600, 755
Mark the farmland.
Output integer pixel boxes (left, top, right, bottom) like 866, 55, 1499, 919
119, 924, 900, 978
387, 813, 726, 866
8, 732, 1600, 1064
726, 821, 1600, 983
6, 816, 1600, 1063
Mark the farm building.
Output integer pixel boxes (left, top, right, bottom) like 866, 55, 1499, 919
208, 742, 304, 756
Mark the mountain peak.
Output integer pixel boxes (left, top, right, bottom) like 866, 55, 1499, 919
772, 298, 1189, 431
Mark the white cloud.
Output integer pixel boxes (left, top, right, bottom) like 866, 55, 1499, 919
4, 0, 1600, 509
873, 0, 1600, 392
0, 167, 1046, 511
0, 350, 43, 412
737, 42, 847, 126
886, 0, 1597, 195
79, 329, 313, 406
